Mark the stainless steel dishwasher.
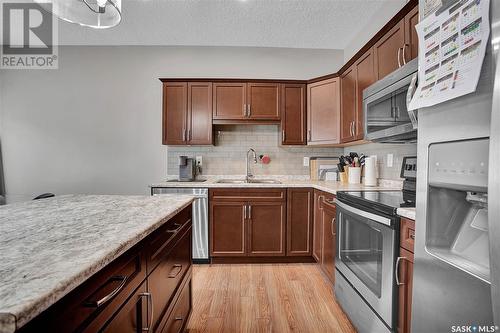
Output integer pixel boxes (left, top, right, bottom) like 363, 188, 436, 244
151, 187, 209, 263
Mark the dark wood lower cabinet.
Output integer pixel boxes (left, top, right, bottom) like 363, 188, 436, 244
210, 201, 246, 256
398, 218, 415, 333
320, 196, 336, 284
287, 188, 313, 256
247, 201, 286, 256
19, 205, 193, 333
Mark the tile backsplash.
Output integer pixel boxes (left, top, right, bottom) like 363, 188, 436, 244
344, 142, 417, 180
167, 125, 343, 176
166, 126, 417, 180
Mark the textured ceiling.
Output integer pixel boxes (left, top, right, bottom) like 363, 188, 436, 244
57, 0, 407, 48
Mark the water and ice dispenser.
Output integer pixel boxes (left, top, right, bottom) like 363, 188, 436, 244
426, 138, 490, 282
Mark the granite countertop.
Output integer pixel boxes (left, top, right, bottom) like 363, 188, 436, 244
150, 175, 404, 194
397, 207, 416, 220
0, 194, 194, 333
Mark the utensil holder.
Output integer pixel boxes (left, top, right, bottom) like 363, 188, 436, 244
339, 171, 348, 183
348, 167, 361, 184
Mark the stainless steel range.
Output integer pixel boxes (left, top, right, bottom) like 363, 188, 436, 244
334, 158, 416, 333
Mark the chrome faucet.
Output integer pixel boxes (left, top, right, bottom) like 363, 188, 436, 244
246, 148, 257, 182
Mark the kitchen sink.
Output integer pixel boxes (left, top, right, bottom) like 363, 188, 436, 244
215, 179, 282, 184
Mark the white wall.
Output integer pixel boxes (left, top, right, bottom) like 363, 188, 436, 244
0, 46, 344, 198
343, 0, 407, 62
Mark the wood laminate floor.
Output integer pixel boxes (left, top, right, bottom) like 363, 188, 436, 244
186, 264, 356, 333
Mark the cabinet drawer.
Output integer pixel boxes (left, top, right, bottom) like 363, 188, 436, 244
160, 277, 192, 333
400, 218, 415, 253
146, 205, 192, 273
210, 188, 286, 202
149, 226, 192, 331
19, 247, 146, 333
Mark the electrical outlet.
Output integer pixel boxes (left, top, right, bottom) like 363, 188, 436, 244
195, 156, 203, 166
303, 157, 310, 167
387, 154, 394, 167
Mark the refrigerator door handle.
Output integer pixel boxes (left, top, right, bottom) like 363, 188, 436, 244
407, 73, 418, 129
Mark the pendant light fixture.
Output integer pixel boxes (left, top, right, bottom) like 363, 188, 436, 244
34, 0, 122, 29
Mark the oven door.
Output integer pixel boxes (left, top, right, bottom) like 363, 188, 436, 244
335, 200, 397, 328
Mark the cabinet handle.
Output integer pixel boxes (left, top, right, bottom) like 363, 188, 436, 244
282, 130, 285, 142
318, 195, 324, 209
168, 264, 183, 278
139, 292, 154, 332
402, 44, 409, 65
84, 275, 127, 308
308, 130, 312, 141
324, 198, 335, 205
243, 104, 247, 117
248, 205, 252, 219
243, 205, 247, 219
410, 233, 415, 240
331, 217, 336, 236
166, 223, 183, 233
395, 256, 408, 286
182, 129, 186, 142
187, 129, 191, 141
397, 47, 402, 68
248, 104, 251, 117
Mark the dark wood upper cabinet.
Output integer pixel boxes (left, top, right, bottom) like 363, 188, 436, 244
163, 82, 212, 145
404, 6, 419, 63
286, 188, 313, 256
163, 82, 188, 145
212, 82, 247, 120
247, 83, 280, 120
187, 82, 213, 145
281, 84, 306, 145
320, 198, 336, 284
373, 20, 405, 80
307, 78, 341, 145
247, 201, 286, 256
340, 65, 357, 143
354, 48, 376, 140
210, 201, 246, 256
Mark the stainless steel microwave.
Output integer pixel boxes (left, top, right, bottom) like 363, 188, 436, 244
363, 58, 418, 143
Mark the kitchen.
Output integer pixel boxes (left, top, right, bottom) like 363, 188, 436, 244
0, 0, 498, 333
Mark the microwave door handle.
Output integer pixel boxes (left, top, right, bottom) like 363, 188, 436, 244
406, 73, 419, 129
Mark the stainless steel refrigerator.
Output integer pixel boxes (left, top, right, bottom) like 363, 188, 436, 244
412, 0, 500, 331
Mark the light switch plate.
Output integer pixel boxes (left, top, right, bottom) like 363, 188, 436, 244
196, 156, 203, 166
387, 154, 394, 167
303, 157, 310, 167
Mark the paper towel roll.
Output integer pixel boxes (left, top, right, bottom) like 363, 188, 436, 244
364, 156, 377, 186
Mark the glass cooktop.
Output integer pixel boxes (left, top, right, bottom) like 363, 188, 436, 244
336, 191, 415, 217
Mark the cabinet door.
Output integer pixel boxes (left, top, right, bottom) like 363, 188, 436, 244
404, 6, 419, 63
286, 188, 313, 256
210, 201, 246, 256
187, 82, 212, 145
212, 83, 246, 120
101, 282, 148, 333
373, 20, 405, 80
247, 201, 286, 256
307, 78, 341, 145
321, 202, 336, 284
312, 191, 323, 262
247, 83, 280, 120
340, 65, 357, 143
163, 82, 187, 145
355, 48, 376, 140
281, 84, 306, 145
397, 248, 414, 333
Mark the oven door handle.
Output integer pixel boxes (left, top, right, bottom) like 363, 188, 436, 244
335, 200, 392, 226
337, 211, 342, 260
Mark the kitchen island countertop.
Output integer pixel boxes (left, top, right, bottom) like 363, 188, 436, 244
0, 194, 194, 333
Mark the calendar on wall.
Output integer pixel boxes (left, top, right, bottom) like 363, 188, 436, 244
408, 0, 490, 110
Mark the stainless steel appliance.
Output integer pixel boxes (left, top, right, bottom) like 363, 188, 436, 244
363, 58, 418, 143
151, 187, 209, 263
412, 0, 499, 330
335, 158, 417, 333
178, 156, 197, 182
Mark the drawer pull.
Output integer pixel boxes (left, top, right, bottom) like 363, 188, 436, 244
139, 292, 154, 332
175, 317, 183, 321
167, 223, 183, 233
168, 264, 183, 278
409, 233, 415, 240
84, 275, 127, 308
